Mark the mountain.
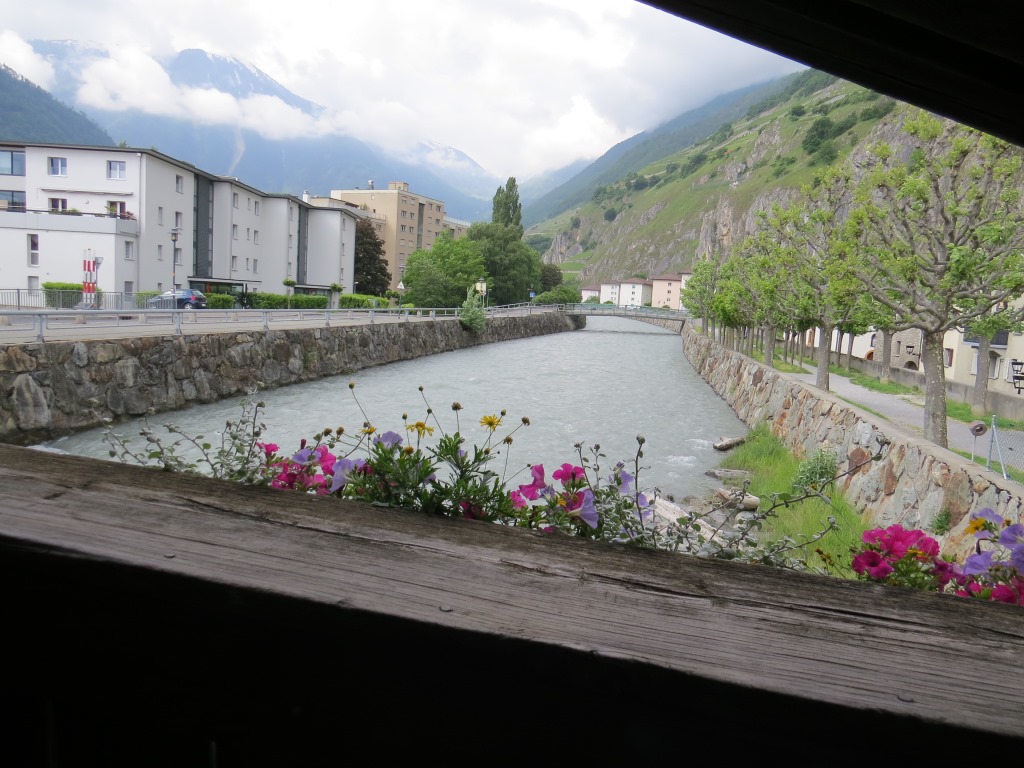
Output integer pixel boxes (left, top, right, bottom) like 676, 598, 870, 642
522, 74, 808, 227
0, 63, 114, 145
21, 41, 501, 221
527, 73, 900, 285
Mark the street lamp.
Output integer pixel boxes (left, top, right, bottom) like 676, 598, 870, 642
170, 228, 181, 292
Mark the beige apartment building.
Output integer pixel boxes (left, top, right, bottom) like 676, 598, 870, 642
318, 181, 470, 290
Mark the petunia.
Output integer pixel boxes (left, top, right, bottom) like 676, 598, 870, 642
963, 550, 997, 576
329, 458, 358, 493
552, 463, 585, 486
1012, 544, 1024, 573
998, 523, 1024, 548
375, 431, 404, 449
292, 447, 313, 465
257, 442, 280, 457
851, 550, 894, 580
509, 489, 528, 508
567, 489, 599, 529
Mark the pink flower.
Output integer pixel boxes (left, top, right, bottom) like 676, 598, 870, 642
552, 463, 585, 486
258, 442, 280, 457
509, 489, 527, 508
862, 525, 938, 560
851, 550, 894, 580
517, 464, 547, 500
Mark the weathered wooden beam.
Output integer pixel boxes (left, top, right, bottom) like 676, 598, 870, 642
1, 443, 1022, 760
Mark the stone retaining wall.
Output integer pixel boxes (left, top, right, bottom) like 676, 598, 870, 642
681, 327, 1023, 558
0, 313, 584, 446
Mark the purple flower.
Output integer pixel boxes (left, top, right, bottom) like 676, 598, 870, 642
292, 447, 313, 465
998, 523, 1024, 548
375, 431, 403, 450
572, 489, 599, 529
328, 458, 361, 493
963, 550, 997, 576
617, 470, 635, 494
1012, 545, 1024, 573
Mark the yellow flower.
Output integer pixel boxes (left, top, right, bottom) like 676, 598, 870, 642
406, 421, 435, 438
480, 414, 503, 431
966, 517, 989, 534
361, 423, 377, 435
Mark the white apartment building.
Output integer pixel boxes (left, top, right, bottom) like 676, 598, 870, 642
0, 142, 355, 303
616, 278, 653, 307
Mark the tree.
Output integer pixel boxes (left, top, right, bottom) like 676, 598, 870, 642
403, 234, 485, 308
532, 284, 581, 305
491, 177, 522, 232
466, 222, 541, 306
540, 263, 563, 292
850, 110, 1024, 447
354, 219, 391, 296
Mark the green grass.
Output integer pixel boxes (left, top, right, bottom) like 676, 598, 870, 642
950, 448, 1024, 484
750, 349, 810, 374
717, 424, 867, 577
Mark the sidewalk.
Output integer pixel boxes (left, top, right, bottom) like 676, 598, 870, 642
785, 367, 985, 458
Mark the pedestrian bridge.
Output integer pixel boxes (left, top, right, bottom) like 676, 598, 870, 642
556, 303, 690, 332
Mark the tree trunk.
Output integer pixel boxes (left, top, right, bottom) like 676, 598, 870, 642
845, 331, 855, 369
816, 324, 832, 390
922, 330, 949, 448
764, 324, 776, 368
972, 335, 992, 416
880, 330, 893, 384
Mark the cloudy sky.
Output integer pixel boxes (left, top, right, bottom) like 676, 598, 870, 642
0, 0, 805, 179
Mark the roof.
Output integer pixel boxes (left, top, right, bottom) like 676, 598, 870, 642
644, 1, 1024, 148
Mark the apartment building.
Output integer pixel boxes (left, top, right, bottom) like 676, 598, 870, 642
320, 181, 469, 290
651, 272, 690, 310
0, 142, 356, 302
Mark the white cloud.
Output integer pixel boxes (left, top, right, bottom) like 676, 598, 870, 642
0, 30, 55, 88
0, 0, 805, 178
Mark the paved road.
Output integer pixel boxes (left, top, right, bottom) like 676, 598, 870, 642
787, 368, 985, 456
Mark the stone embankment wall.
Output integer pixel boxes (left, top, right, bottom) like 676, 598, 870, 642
681, 327, 1023, 558
0, 314, 585, 446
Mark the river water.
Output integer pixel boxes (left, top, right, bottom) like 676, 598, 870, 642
46, 316, 748, 500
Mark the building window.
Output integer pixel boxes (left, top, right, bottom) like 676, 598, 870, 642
107, 160, 126, 179
247, 197, 252, 211
1, 150, 26, 176
253, 259, 259, 273
28, 234, 39, 266
28, 276, 40, 290
231, 255, 238, 271
48, 157, 67, 176
49, 198, 68, 212
176, 175, 184, 193
232, 225, 239, 240
253, 230, 259, 245
289, 206, 294, 221
246, 227, 251, 241
943, 348, 954, 367
233, 193, 239, 208
175, 211, 183, 229
246, 258, 250, 270
400, 224, 407, 233
124, 241, 134, 261
895, 340, 902, 356
157, 244, 164, 261
174, 247, 182, 265
124, 281, 134, 294
0, 190, 26, 211
108, 201, 127, 217
158, 206, 164, 225
254, 201, 260, 216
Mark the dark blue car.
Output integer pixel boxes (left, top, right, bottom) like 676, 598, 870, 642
146, 289, 208, 309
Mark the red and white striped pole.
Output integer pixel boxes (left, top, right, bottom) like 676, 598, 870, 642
82, 258, 96, 306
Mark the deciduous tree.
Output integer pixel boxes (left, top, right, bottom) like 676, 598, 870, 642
850, 110, 1024, 447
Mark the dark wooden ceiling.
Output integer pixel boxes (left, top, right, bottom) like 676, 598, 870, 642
643, 1, 1024, 147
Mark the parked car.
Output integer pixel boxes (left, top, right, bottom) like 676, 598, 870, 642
146, 289, 208, 309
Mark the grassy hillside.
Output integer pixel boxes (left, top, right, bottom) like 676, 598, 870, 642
528, 73, 897, 285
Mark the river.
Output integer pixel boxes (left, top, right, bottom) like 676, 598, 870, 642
45, 316, 749, 500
